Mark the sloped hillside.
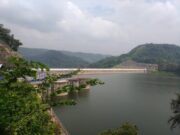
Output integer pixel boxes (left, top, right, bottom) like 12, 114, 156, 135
19, 48, 89, 68
128, 43, 180, 64
89, 43, 180, 68
19, 47, 109, 68
0, 43, 20, 64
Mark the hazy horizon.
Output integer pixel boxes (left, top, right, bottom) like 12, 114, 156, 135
0, 0, 180, 55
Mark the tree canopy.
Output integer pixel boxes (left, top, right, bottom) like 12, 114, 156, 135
98, 123, 139, 135
0, 24, 22, 51
0, 57, 58, 135
169, 94, 180, 129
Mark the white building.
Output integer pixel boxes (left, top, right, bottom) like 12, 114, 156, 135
0, 64, 3, 80
0, 64, 3, 68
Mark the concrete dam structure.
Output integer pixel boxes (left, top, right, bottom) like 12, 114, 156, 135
50, 68, 147, 74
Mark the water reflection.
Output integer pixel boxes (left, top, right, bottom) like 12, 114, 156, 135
68, 89, 90, 99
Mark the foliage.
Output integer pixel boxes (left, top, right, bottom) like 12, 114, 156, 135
0, 24, 22, 51
169, 94, 180, 129
97, 123, 139, 135
0, 57, 58, 135
39, 71, 104, 106
86, 78, 105, 86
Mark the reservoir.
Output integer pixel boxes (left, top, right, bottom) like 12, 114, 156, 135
54, 73, 180, 135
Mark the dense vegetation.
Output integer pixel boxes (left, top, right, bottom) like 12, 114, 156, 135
0, 43, 20, 64
0, 24, 22, 51
169, 94, 180, 129
19, 47, 109, 68
89, 43, 180, 72
0, 57, 59, 135
98, 123, 139, 135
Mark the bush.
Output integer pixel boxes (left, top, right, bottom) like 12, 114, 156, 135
98, 123, 139, 135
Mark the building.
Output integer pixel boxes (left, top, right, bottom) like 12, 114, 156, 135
36, 71, 47, 80
0, 64, 3, 80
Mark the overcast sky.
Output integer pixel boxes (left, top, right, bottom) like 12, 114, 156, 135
0, 0, 180, 55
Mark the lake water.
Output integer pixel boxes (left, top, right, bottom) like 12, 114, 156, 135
54, 73, 180, 135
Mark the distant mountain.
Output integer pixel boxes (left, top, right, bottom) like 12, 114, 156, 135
61, 51, 110, 63
89, 43, 180, 68
18, 47, 109, 68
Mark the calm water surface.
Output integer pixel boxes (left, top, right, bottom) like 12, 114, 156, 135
54, 73, 180, 135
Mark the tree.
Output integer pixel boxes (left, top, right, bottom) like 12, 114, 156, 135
0, 24, 22, 51
169, 94, 180, 129
0, 57, 58, 135
97, 122, 139, 135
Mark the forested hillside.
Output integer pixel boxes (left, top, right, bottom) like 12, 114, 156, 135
62, 51, 109, 63
19, 48, 89, 68
19, 47, 109, 68
89, 43, 180, 71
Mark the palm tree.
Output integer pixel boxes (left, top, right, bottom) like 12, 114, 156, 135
169, 94, 180, 129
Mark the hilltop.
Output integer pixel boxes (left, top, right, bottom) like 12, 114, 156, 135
89, 43, 180, 70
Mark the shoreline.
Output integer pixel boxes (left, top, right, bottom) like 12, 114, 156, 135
50, 108, 70, 135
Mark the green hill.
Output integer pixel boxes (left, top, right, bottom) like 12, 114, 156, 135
128, 43, 180, 64
19, 47, 109, 68
89, 43, 180, 68
61, 51, 109, 63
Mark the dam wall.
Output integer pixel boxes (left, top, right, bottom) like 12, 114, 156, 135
50, 68, 147, 74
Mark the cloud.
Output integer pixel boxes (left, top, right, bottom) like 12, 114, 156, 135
58, 1, 119, 39
0, 0, 180, 54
